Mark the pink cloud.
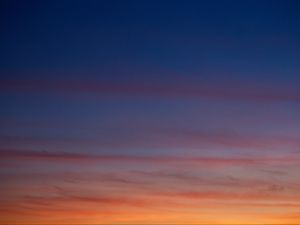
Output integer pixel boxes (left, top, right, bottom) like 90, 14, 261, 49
2, 129, 300, 152
1, 148, 299, 166
1, 79, 299, 102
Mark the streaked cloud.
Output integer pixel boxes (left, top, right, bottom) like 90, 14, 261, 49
1, 148, 299, 166
1, 79, 300, 102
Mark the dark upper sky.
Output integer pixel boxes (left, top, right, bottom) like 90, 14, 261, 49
1, 0, 300, 83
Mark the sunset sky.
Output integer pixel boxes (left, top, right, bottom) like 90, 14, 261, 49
1, 0, 300, 224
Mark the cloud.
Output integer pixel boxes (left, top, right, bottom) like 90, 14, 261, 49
1, 79, 299, 102
268, 184, 285, 192
2, 129, 300, 152
158, 128, 300, 149
259, 168, 288, 176
22, 195, 150, 208
135, 170, 286, 190
1, 171, 147, 187
154, 190, 300, 202
1, 148, 299, 166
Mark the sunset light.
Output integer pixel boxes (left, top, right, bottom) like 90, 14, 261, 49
1, 1, 300, 224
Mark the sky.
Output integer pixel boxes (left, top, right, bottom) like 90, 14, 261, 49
0, 0, 300, 224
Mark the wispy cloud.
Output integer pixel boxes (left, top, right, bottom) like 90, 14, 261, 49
1, 79, 299, 102
135, 170, 290, 190
1, 148, 299, 166
154, 190, 300, 202
2, 129, 300, 151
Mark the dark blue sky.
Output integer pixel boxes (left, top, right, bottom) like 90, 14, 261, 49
1, 0, 300, 83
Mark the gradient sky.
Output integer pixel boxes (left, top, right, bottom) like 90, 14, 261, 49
1, 0, 300, 224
